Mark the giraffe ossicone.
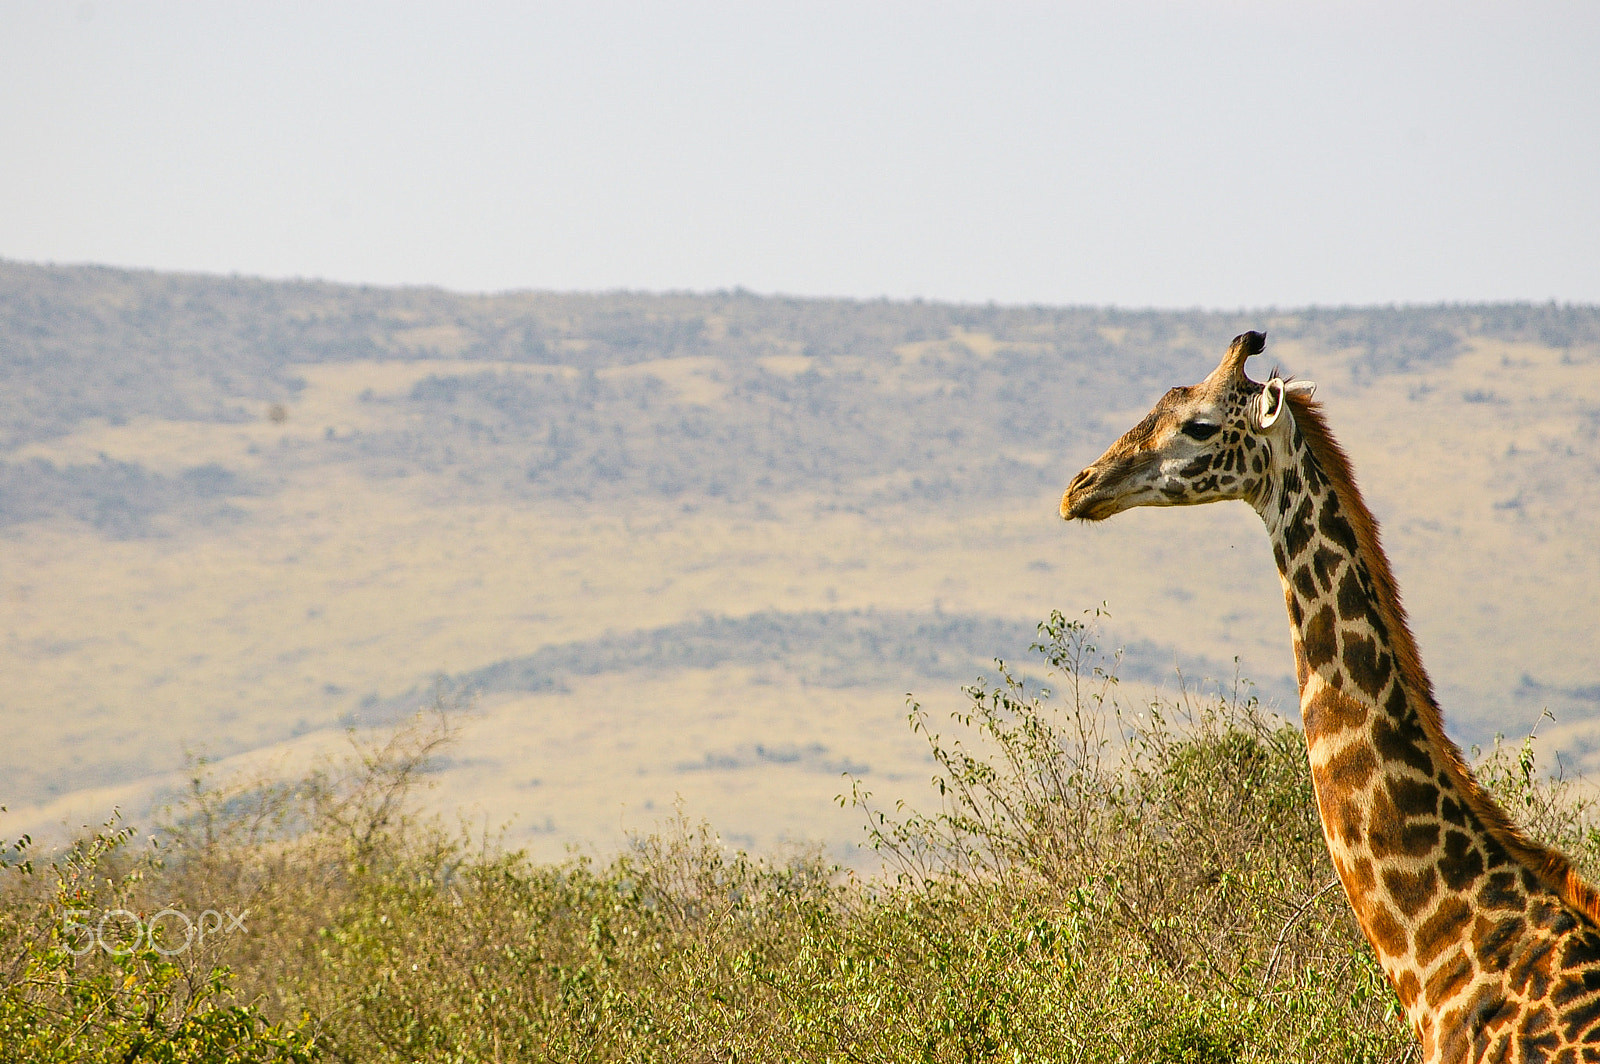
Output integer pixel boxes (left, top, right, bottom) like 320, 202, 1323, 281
1062, 332, 1600, 1064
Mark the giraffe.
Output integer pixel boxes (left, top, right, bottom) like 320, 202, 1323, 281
1060, 331, 1600, 1063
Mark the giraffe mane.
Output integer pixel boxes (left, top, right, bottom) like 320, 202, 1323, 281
1285, 390, 1600, 926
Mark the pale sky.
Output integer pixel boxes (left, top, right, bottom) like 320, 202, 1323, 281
2, 1, 1597, 308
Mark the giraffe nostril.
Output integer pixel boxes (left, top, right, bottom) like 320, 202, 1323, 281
1062, 467, 1099, 519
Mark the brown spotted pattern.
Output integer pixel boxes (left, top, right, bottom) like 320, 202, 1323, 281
1061, 332, 1600, 1064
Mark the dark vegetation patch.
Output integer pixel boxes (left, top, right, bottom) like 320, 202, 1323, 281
0, 457, 251, 536
358, 608, 1253, 725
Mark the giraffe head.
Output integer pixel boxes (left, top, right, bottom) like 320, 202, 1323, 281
1061, 331, 1317, 521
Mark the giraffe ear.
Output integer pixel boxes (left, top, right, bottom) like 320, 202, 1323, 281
1286, 380, 1317, 400
1256, 378, 1288, 429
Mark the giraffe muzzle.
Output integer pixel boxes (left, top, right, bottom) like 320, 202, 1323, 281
1060, 467, 1110, 521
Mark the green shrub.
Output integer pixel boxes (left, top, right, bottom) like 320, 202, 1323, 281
25, 611, 1600, 1060
0, 813, 319, 1063
851, 608, 1411, 1061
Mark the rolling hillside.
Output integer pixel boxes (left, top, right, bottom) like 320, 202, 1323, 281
3, 259, 1598, 861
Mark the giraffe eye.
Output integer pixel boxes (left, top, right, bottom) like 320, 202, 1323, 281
1180, 420, 1221, 441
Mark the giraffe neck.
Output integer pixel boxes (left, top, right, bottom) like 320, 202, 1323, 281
1252, 403, 1600, 1053
1252, 414, 1428, 745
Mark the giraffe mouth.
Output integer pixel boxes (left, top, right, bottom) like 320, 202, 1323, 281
1060, 471, 1116, 521
1061, 494, 1115, 522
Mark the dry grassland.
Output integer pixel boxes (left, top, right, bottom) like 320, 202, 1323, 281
4, 326, 1599, 865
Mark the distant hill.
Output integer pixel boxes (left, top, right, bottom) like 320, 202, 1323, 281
9, 259, 1596, 523
3, 258, 1598, 860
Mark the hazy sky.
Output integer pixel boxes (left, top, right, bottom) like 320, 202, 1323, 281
2, 1, 1597, 308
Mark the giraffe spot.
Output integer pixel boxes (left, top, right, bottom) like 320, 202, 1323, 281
1291, 564, 1318, 602
1330, 795, 1365, 845
1280, 466, 1302, 496
1395, 968, 1422, 1008
1461, 986, 1516, 1060
1366, 900, 1410, 957
1179, 454, 1213, 477
1383, 866, 1440, 918
1387, 775, 1440, 818
1310, 545, 1342, 593
1534, 901, 1578, 938
1417, 896, 1472, 967
1516, 1008, 1561, 1062
1472, 1030, 1510, 1062
1424, 948, 1475, 1008
1471, 913, 1523, 970
1159, 483, 1188, 500
1525, 897, 1570, 938
1384, 682, 1409, 720
1510, 941, 1555, 1004
1304, 688, 1367, 735
1439, 797, 1469, 829
1373, 713, 1435, 776
1283, 497, 1316, 558
1250, 453, 1264, 474
1291, 639, 1309, 688
1558, 984, 1600, 1042
1300, 447, 1326, 492
1372, 814, 1440, 862
1323, 740, 1378, 788
1549, 966, 1600, 1014
1366, 783, 1403, 848
1525, 895, 1553, 922
1318, 496, 1361, 555
1479, 832, 1514, 870
1366, 599, 1391, 642
1337, 566, 1379, 628
1219, 448, 1235, 472
1440, 830, 1485, 891
1557, 929, 1600, 970
1435, 1004, 1476, 1064
1342, 631, 1391, 697
1303, 604, 1337, 668
1469, 987, 1518, 1033
1346, 854, 1377, 894
1477, 871, 1527, 912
